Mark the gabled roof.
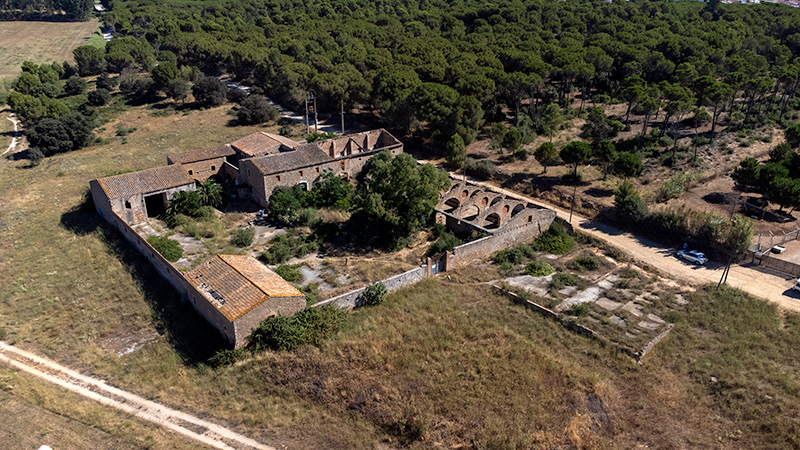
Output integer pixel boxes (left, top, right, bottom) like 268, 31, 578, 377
184, 255, 304, 322
167, 144, 235, 165
230, 132, 299, 158
97, 165, 194, 200
250, 143, 333, 175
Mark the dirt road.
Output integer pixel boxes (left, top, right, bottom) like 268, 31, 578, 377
461, 175, 800, 313
0, 342, 275, 450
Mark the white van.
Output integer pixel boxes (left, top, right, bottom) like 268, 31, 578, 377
793, 278, 800, 293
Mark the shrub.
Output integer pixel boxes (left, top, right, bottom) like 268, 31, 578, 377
428, 230, 461, 255
87, 88, 111, 106
551, 273, 580, 290
275, 264, 302, 282
260, 230, 318, 264
531, 223, 574, 255
147, 235, 183, 262
208, 348, 244, 368
361, 282, 387, 307
525, 260, 554, 277
567, 303, 591, 317
569, 254, 601, 271
230, 227, 255, 247
237, 94, 279, 124
248, 305, 348, 352
465, 157, 497, 180
493, 245, 532, 266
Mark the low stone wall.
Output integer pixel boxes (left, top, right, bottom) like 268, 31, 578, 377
446, 209, 556, 270
313, 265, 428, 309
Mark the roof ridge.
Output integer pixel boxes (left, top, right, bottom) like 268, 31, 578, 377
217, 255, 271, 298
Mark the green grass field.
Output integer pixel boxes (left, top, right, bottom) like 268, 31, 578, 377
1, 100, 799, 448
0, 20, 100, 79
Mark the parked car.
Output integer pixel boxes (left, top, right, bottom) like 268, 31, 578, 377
793, 278, 800, 293
677, 249, 708, 265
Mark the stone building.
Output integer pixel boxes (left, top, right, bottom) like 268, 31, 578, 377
89, 165, 196, 225
166, 144, 235, 182
184, 255, 306, 346
236, 128, 403, 206
89, 128, 401, 346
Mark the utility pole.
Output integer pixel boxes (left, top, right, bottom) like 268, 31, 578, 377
569, 182, 578, 223
340, 98, 345, 134
312, 90, 318, 134
304, 93, 310, 135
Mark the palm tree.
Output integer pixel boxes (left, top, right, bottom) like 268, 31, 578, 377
197, 180, 223, 207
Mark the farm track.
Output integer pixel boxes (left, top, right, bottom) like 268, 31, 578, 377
0, 341, 274, 450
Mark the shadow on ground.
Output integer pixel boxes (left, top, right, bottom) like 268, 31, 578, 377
60, 192, 227, 365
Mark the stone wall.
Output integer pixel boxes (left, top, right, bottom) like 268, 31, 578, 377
234, 295, 307, 345
313, 265, 428, 309
446, 208, 556, 269
178, 158, 226, 181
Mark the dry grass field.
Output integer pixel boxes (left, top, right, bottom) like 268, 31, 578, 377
0, 20, 100, 79
0, 99, 799, 448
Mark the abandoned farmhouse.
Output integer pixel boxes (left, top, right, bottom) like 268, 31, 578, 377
89, 128, 556, 347
89, 129, 402, 347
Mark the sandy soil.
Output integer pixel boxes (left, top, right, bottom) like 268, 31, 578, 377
0, 341, 274, 450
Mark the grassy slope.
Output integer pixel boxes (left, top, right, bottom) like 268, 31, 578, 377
0, 102, 798, 448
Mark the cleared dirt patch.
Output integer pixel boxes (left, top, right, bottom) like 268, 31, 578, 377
0, 20, 100, 79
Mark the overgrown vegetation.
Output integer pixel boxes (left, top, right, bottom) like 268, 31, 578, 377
530, 222, 574, 255
260, 230, 319, 265
248, 305, 349, 353
146, 235, 183, 262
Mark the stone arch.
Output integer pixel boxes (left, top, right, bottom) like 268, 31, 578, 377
444, 197, 460, 212
490, 196, 503, 206
511, 203, 526, 217
484, 213, 501, 229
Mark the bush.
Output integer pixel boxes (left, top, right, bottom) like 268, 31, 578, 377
525, 260, 554, 276
237, 94, 279, 124
208, 348, 244, 368
275, 264, 302, 282
64, 75, 86, 95
428, 230, 461, 255
569, 254, 601, 271
248, 305, 348, 352
567, 303, 591, 317
146, 235, 183, 262
361, 282, 387, 307
531, 223, 574, 255
230, 227, 255, 247
465, 158, 497, 180
493, 245, 532, 266
551, 273, 580, 290
260, 230, 318, 265
87, 88, 112, 106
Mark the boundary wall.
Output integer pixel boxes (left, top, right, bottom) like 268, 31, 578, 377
313, 265, 428, 309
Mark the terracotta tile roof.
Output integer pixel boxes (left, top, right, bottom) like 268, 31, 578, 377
250, 143, 333, 175
167, 144, 235, 164
97, 165, 194, 200
184, 255, 304, 322
230, 132, 299, 157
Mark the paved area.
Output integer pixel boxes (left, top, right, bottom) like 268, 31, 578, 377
460, 175, 800, 313
0, 342, 274, 450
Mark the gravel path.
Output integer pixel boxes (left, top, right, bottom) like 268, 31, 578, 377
0, 342, 274, 450
2, 112, 20, 155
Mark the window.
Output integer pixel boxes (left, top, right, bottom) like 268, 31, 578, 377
276, 175, 281, 182
528, 216, 532, 223
188, 170, 193, 175
125, 201, 131, 209
340, 161, 346, 170
211, 165, 216, 171
315, 167, 320, 174
299, 170, 303, 177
